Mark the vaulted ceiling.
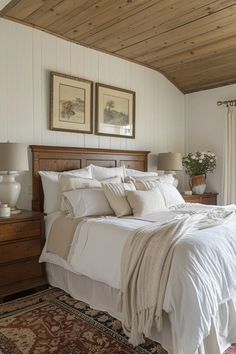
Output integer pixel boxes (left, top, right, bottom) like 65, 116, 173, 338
1, 0, 236, 93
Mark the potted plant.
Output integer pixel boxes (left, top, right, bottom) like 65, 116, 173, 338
182, 151, 216, 194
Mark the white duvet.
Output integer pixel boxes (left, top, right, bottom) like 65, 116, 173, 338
39, 204, 236, 354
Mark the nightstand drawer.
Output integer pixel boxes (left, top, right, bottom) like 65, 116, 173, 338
0, 220, 41, 242
200, 196, 216, 205
0, 259, 43, 286
182, 193, 218, 205
0, 238, 42, 263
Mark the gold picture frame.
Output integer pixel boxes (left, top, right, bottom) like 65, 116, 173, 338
50, 72, 93, 134
95, 83, 135, 138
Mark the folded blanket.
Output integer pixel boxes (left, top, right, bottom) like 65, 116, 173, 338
47, 215, 84, 259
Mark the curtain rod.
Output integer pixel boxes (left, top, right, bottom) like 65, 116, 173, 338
217, 100, 236, 106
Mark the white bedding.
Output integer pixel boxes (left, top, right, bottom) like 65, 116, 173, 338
39, 204, 236, 354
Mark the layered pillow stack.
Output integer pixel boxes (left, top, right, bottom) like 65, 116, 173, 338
59, 175, 123, 215
40, 165, 185, 218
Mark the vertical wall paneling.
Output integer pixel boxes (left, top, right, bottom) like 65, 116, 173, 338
0, 20, 7, 141
32, 29, 42, 144
0, 18, 185, 209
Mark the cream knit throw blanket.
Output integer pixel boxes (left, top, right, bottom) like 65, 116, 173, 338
121, 213, 227, 346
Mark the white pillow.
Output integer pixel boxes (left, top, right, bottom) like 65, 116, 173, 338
91, 164, 125, 181
102, 182, 135, 217
125, 168, 158, 177
157, 182, 185, 208
59, 175, 121, 211
39, 166, 92, 214
157, 174, 175, 185
126, 188, 167, 217
63, 188, 114, 217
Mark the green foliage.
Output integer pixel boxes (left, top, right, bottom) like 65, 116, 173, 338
182, 151, 216, 177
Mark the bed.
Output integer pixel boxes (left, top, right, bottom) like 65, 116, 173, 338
30, 145, 236, 354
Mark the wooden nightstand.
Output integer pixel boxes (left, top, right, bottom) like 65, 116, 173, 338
0, 210, 47, 301
182, 193, 218, 205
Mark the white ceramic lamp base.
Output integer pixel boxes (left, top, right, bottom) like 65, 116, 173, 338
0, 174, 21, 213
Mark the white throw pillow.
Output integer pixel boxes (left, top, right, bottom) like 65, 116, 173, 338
39, 166, 92, 214
63, 188, 114, 217
125, 168, 158, 178
102, 182, 135, 217
91, 164, 125, 181
126, 188, 167, 216
157, 182, 185, 208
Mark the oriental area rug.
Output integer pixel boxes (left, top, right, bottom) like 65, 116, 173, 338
0, 288, 235, 354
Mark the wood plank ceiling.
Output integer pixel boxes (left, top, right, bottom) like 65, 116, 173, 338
1, 0, 236, 93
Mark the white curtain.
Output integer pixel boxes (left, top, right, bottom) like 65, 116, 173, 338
222, 106, 236, 204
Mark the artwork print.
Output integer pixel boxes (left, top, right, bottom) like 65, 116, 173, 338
95, 84, 135, 138
60, 84, 85, 123
103, 94, 129, 126
50, 72, 93, 134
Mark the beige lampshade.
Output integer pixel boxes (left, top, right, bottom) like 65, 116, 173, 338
0, 143, 29, 172
157, 152, 182, 171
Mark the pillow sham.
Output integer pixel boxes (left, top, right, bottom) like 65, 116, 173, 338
126, 188, 167, 217
102, 182, 135, 217
91, 164, 125, 181
157, 182, 185, 208
59, 175, 121, 211
63, 188, 114, 217
39, 166, 92, 214
59, 175, 101, 193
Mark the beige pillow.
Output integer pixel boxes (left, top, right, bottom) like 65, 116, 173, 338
59, 175, 101, 192
125, 174, 175, 185
126, 188, 167, 217
133, 179, 159, 191
102, 182, 136, 217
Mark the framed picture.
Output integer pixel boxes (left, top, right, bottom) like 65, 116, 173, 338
95, 83, 135, 138
50, 72, 93, 134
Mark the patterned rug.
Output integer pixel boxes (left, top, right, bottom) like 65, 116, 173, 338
0, 288, 235, 354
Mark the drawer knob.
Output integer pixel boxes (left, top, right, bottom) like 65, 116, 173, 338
15, 227, 22, 233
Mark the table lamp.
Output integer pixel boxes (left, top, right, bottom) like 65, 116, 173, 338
157, 152, 182, 187
0, 143, 29, 213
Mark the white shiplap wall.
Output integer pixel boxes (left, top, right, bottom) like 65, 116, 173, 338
0, 18, 185, 209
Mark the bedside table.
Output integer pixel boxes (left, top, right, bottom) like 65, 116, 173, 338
0, 210, 47, 301
182, 193, 218, 205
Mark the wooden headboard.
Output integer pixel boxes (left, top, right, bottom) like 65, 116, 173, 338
30, 145, 150, 212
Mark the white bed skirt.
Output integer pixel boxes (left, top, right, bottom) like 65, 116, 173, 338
46, 262, 236, 354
